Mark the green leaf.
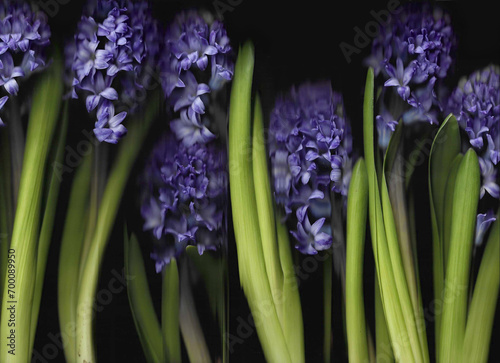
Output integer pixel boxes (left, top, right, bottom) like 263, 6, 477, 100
0, 130, 13, 303
439, 149, 480, 363
124, 231, 163, 363
30, 100, 69, 351
228, 41, 291, 363
363, 68, 416, 362
345, 159, 370, 363
383, 123, 429, 362
463, 217, 499, 363
442, 154, 463, 271
0, 57, 63, 362
427, 113, 461, 355
375, 276, 393, 363
76, 94, 160, 363
384, 121, 421, 313
252, 94, 284, 323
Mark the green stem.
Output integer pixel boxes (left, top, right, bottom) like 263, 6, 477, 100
75, 96, 159, 363
163, 259, 181, 363
58, 155, 92, 363
179, 260, 211, 363
323, 253, 332, 363
375, 276, 393, 363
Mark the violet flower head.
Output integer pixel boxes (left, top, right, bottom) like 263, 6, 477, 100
160, 10, 234, 146
141, 134, 226, 272
475, 210, 496, 247
67, 0, 160, 143
269, 81, 352, 254
445, 65, 500, 201
446, 65, 500, 165
0, 0, 50, 125
365, 3, 456, 146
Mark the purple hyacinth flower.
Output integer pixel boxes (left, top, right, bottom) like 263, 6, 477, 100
171, 71, 210, 114
365, 2, 456, 134
160, 10, 234, 145
140, 133, 226, 271
0, 0, 50, 126
93, 100, 127, 144
269, 81, 353, 254
0, 95, 8, 126
291, 216, 332, 255
170, 109, 215, 147
446, 65, 499, 163
475, 210, 496, 247
479, 158, 499, 200
384, 59, 416, 101
446, 65, 499, 200
0, 53, 25, 95
67, 0, 160, 143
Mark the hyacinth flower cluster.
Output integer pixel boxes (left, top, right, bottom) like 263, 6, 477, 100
137, 10, 233, 271
160, 10, 234, 146
365, 3, 456, 147
0, 0, 50, 126
67, 0, 160, 143
141, 134, 227, 272
445, 65, 499, 245
269, 81, 352, 254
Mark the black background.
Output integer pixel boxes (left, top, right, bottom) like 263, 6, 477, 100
31, 0, 500, 362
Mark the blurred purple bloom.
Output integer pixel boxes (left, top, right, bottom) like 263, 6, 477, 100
446, 65, 499, 163
365, 2, 456, 137
0, 0, 50, 125
0, 95, 8, 126
291, 216, 332, 255
0, 53, 24, 95
446, 65, 500, 200
93, 100, 127, 144
384, 59, 416, 101
170, 109, 215, 147
67, 0, 160, 143
269, 81, 352, 254
140, 134, 226, 271
160, 10, 234, 145
475, 210, 496, 247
